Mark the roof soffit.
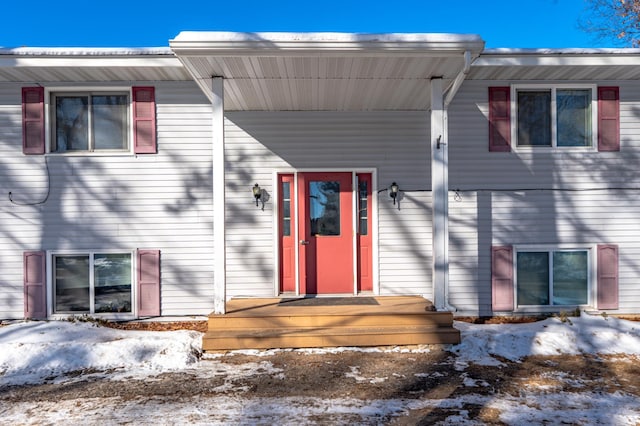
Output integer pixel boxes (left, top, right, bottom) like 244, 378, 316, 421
468, 49, 640, 80
170, 32, 486, 111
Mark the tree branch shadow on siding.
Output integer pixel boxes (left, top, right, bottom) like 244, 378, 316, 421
436, 92, 640, 423
224, 140, 277, 289
226, 111, 432, 296
0, 156, 36, 318
448, 92, 640, 315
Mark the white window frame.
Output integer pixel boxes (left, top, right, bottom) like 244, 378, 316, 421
513, 244, 595, 313
44, 86, 134, 156
46, 250, 137, 320
511, 84, 598, 151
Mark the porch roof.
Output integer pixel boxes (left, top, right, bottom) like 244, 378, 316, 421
169, 31, 485, 111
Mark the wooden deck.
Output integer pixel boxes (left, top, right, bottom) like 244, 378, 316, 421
203, 296, 460, 352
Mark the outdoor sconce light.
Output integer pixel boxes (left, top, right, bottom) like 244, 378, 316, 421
252, 183, 261, 207
389, 182, 399, 205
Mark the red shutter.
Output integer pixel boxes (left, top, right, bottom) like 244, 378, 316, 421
24, 251, 47, 319
598, 87, 620, 152
132, 87, 157, 154
137, 249, 160, 316
597, 244, 619, 310
22, 87, 45, 155
492, 245, 514, 311
489, 87, 511, 152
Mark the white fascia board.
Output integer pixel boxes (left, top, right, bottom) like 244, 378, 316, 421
170, 31, 485, 57
476, 48, 640, 67
0, 57, 183, 68
0, 47, 173, 56
0, 48, 180, 68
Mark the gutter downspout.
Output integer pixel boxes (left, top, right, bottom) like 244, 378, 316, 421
444, 51, 472, 109
435, 50, 472, 313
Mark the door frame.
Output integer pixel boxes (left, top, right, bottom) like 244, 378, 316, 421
273, 168, 379, 296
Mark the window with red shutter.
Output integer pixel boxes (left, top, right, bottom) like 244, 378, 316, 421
493, 85, 620, 151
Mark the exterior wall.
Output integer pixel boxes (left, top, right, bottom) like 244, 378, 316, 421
5, 61, 639, 319
0, 81, 214, 319
448, 79, 640, 315
224, 111, 433, 298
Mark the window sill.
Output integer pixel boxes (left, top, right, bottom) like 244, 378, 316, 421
514, 305, 591, 314
49, 313, 137, 321
45, 151, 135, 158
513, 146, 598, 154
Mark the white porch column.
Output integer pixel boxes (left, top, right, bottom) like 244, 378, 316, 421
431, 77, 450, 311
212, 77, 226, 314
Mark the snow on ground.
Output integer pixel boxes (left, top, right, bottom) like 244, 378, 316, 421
4, 312, 638, 385
452, 313, 640, 365
0, 320, 202, 386
1, 313, 640, 425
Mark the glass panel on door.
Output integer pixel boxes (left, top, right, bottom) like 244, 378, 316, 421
309, 181, 341, 236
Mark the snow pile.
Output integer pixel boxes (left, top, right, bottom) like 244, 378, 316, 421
0, 320, 201, 386
451, 312, 640, 365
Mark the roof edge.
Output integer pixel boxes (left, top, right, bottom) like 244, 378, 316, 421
170, 31, 485, 56
482, 47, 640, 56
0, 47, 174, 57
475, 47, 640, 67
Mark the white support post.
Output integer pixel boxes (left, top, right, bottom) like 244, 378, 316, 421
431, 77, 450, 311
212, 77, 226, 314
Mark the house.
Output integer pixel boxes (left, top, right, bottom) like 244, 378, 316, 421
1, 32, 639, 334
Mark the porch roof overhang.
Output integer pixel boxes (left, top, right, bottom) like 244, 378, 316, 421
169, 31, 485, 111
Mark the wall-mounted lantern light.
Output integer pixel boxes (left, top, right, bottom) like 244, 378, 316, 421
389, 182, 399, 205
252, 183, 261, 207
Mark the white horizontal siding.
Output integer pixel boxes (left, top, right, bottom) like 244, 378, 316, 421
448, 80, 640, 315
0, 81, 215, 319
224, 111, 432, 298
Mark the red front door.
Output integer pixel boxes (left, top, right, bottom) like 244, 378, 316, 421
298, 172, 354, 294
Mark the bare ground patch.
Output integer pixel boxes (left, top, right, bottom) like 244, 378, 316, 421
1, 348, 639, 424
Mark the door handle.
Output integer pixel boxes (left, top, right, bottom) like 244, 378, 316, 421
299, 240, 310, 245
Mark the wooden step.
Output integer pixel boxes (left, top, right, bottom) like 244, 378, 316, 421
203, 325, 460, 351
202, 296, 460, 352
207, 312, 454, 329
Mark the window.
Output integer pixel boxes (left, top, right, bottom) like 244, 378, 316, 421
514, 86, 596, 148
51, 92, 129, 153
358, 180, 368, 235
53, 252, 133, 314
281, 180, 291, 237
309, 181, 341, 236
516, 248, 590, 306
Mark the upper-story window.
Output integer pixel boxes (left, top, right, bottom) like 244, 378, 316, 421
514, 85, 596, 149
51, 92, 130, 153
22, 86, 156, 156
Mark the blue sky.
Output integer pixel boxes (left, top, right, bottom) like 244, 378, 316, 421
2, 0, 605, 49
